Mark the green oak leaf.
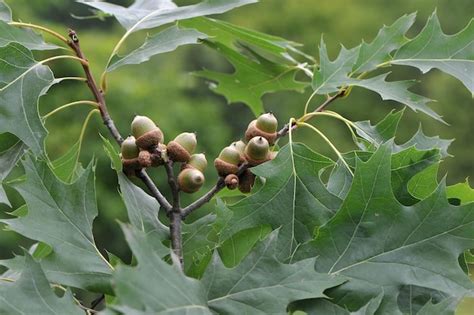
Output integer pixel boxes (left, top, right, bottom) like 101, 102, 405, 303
417, 297, 460, 315
397, 285, 452, 315
108, 25, 207, 72
220, 143, 340, 261
118, 173, 169, 258
0, 21, 59, 50
296, 143, 474, 313
447, 180, 474, 205
202, 230, 346, 315
354, 109, 404, 150
312, 38, 359, 94
0, 138, 25, 206
79, 0, 256, 32
180, 17, 309, 64
0, 253, 83, 315
393, 12, 474, 94
290, 292, 383, 315
0, 43, 56, 156
396, 125, 453, 158
198, 41, 307, 115
350, 73, 441, 123
101, 134, 122, 171
352, 13, 416, 74
327, 159, 353, 200
0, 156, 113, 293
407, 163, 440, 201
108, 224, 212, 315
50, 141, 82, 183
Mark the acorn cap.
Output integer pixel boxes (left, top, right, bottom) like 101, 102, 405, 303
245, 136, 270, 164
225, 174, 239, 190
256, 113, 278, 133
131, 115, 158, 138
135, 128, 164, 150
238, 169, 256, 193
178, 168, 205, 193
214, 158, 239, 177
138, 150, 152, 168
167, 140, 191, 162
245, 119, 277, 145
188, 153, 207, 172
122, 157, 141, 177
121, 136, 140, 159
174, 132, 197, 155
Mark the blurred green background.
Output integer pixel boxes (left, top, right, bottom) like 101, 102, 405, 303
1, 0, 473, 312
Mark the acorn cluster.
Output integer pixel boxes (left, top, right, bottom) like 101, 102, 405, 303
214, 112, 279, 193
120, 116, 207, 194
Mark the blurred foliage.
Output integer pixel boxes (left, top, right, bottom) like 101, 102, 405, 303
1, 0, 472, 300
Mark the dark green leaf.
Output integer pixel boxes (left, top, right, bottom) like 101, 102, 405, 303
0, 139, 25, 206
118, 173, 169, 257
296, 143, 474, 312
312, 39, 359, 93
198, 41, 307, 115
0, 156, 113, 293
396, 126, 453, 158
0, 253, 83, 315
393, 12, 474, 94
0, 43, 56, 155
352, 13, 416, 74
109, 224, 212, 315
354, 109, 404, 149
203, 231, 346, 314
108, 25, 207, 72
220, 143, 339, 261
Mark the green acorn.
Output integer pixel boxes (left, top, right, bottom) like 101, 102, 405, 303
131, 115, 164, 150
187, 153, 208, 172
245, 113, 278, 145
167, 132, 197, 162
256, 112, 278, 133
121, 136, 140, 174
231, 140, 247, 162
245, 136, 270, 165
178, 168, 205, 193
214, 146, 241, 176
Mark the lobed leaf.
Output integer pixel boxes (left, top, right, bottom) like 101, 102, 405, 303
0, 137, 25, 206
0, 253, 83, 315
0, 156, 114, 293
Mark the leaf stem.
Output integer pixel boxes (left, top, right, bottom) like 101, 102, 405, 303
8, 21, 69, 44
298, 122, 353, 176
42, 100, 99, 120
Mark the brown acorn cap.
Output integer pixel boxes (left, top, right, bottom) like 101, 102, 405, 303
138, 150, 152, 168
225, 174, 239, 190
167, 140, 192, 163
135, 128, 164, 150
178, 168, 205, 193
238, 169, 256, 193
122, 157, 141, 176
214, 158, 239, 177
245, 119, 277, 145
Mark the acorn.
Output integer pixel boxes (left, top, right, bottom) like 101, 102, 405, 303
245, 113, 278, 145
178, 168, 205, 193
238, 169, 256, 193
231, 140, 247, 162
225, 174, 239, 190
245, 136, 270, 166
167, 132, 197, 163
121, 136, 140, 173
186, 153, 208, 172
214, 146, 241, 176
131, 115, 164, 150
